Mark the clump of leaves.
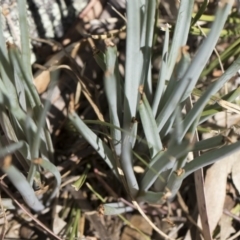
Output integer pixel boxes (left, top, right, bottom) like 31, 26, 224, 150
0, 0, 60, 212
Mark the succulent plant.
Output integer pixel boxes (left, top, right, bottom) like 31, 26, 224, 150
69, 0, 240, 209
0, 0, 60, 212
0, 0, 239, 223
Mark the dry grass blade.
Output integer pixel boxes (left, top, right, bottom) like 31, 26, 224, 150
217, 99, 240, 114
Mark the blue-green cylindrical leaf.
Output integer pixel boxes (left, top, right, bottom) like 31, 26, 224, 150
101, 202, 133, 215
0, 111, 19, 144
155, 72, 191, 132
94, 51, 106, 71
124, 0, 143, 126
156, 1, 233, 133
193, 135, 225, 151
32, 157, 61, 203
159, 46, 191, 116
141, 139, 192, 191
27, 79, 56, 185
152, 24, 169, 117
167, 106, 184, 146
140, 0, 156, 48
184, 141, 240, 177
104, 45, 121, 156
0, 48, 34, 123
138, 92, 162, 158
182, 56, 240, 139
0, 113, 31, 168
18, 0, 32, 77
0, 82, 14, 111
165, 170, 185, 200
8, 45, 34, 110
68, 112, 117, 175
13, 45, 41, 107
166, 0, 194, 80
129, 119, 138, 149
0, 11, 9, 61
2, 159, 44, 212
0, 142, 24, 158
155, 48, 191, 133
181, 1, 234, 101
0, 45, 22, 112
0, 7, 13, 100
121, 135, 139, 196
140, 0, 156, 97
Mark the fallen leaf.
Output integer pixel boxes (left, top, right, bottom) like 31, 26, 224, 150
204, 154, 236, 233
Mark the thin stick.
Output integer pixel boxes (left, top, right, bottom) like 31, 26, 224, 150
132, 201, 175, 240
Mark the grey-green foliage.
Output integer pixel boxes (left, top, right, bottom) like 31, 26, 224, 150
69, 0, 240, 207
0, 0, 60, 212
